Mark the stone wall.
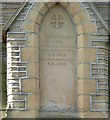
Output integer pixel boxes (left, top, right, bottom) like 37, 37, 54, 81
4, 2, 109, 118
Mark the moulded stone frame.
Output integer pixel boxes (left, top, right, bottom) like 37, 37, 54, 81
22, 2, 97, 117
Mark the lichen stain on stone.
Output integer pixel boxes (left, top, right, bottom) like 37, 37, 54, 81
40, 100, 75, 112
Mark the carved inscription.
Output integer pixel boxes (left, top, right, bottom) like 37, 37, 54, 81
51, 14, 64, 28
40, 34, 74, 66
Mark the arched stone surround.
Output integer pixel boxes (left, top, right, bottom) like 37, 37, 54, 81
7, 2, 108, 118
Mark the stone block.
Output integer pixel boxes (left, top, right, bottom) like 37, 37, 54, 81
46, 2, 55, 8
82, 21, 96, 33
22, 79, 39, 93
83, 95, 90, 111
77, 24, 83, 35
35, 13, 43, 25
91, 34, 108, 40
7, 110, 39, 118
78, 48, 96, 63
28, 94, 40, 110
74, 10, 88, 25
82, 64, 90, 78
26, 33, 39, 47
98, 28, 107, 33
77, 80, 83, 94
77, 21, 96, 34
78, 95, 84, 110
21, 47, 39, 62
12, 101, 25, 109
9, 26, 20, 32
9, 41, 25, 46
84, 112, 108, 118
78, 94, 91, 111
77, 34, 90, 48
67, 3, 83, 16
28, 62, 39, 78
8, 33, 25, 39
22, 20, 39, 33
26, 9, 39, 21
78, 80, 97, 94
60, 2, 69, 9
33, 2, 45, 12
78, 63, 90, 79
39, 4, 48, 16
26, 5, 43, 24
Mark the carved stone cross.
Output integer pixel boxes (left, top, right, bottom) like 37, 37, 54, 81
51, 14, 64, 28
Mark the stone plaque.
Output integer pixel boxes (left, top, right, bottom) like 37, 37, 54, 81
39, 6, 76, 112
